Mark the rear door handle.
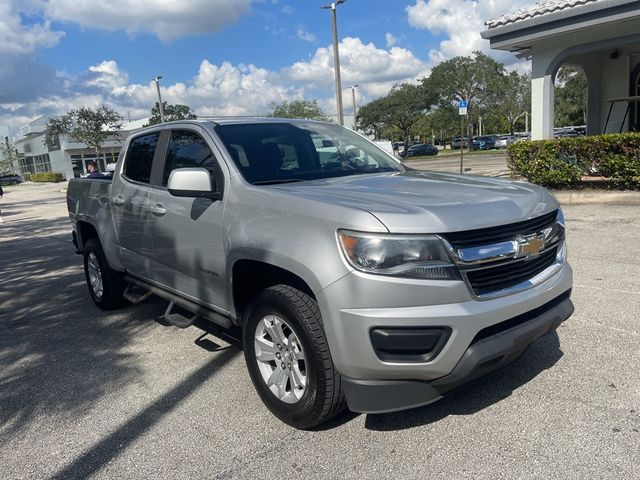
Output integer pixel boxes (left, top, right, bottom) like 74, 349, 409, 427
111, 195, 125, 206
150, 204, 167, 216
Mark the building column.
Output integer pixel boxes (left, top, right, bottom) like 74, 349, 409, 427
531, 75, 554, 140
531, 53, 556, 140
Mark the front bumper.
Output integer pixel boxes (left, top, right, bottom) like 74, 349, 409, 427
342, 290, 573, 413
316, 261, 573, 413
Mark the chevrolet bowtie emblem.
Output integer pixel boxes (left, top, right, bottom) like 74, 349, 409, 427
516, 236, 545, 257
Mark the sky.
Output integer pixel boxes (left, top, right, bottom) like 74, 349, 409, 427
0, 0, 535, 138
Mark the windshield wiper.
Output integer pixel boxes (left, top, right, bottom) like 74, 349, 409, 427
253, 178, 306, 185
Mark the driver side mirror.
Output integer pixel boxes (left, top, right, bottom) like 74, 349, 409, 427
167, 168, 222, 200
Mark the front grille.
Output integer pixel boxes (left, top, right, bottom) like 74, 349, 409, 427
442, 210, 558, 249
465, 246, 559, 296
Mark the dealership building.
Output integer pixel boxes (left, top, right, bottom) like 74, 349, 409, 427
14, 115, 147, 179
483, 0, 640, 140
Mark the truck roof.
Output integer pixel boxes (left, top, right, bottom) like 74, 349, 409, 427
138, 117, 332, 128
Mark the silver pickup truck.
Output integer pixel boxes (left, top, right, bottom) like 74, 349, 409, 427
67, 118, 574, 429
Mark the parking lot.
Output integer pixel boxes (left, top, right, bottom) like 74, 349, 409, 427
406, 151, 509, 177
1, 181, 638, 479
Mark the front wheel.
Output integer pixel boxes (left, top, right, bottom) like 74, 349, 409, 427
83, 238, 127, 310
243, 285, 345, 429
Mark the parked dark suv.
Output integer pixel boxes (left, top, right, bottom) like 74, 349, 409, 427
473, 136, 498, 150
0, 174, 22, 185
450, 137, 469, 149
400, 143, 438, 157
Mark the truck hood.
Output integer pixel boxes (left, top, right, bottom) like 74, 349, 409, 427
271, 171, 558, 233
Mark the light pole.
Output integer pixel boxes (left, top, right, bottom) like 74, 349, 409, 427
350, 84, 359, 130
321, 0, 347, 126
152, 76, 165, 123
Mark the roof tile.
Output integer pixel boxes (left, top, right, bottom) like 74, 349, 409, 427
486, 0, 600, 28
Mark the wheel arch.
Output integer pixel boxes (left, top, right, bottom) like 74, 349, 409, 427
75, 219, 125, 272
230, 257, 318, 324
77, 220, 99, 250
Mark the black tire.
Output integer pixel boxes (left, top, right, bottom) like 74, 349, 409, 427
83, 238, 127, 310
243, 285, 346, 429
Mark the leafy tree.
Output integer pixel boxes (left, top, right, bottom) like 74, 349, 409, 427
370, 83, 434, 150
555, 66, 587, 127
147, 102, 197, 126
413, 107, 459, 144
425, 51, 505, 149
490, 71, 531, 135
356, 98, 387, 139
44, 105, 123, 157
267, 99, 328, 121
0, 139, 18, 174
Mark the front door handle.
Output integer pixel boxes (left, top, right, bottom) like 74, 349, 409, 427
150, 204, 167, 216
111, 195, 125, 206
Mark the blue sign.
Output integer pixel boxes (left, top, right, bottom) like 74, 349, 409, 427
458, 100, 468, 116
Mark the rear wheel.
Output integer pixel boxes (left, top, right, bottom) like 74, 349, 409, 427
243, 285, 346, 429
83, 238, 127, 310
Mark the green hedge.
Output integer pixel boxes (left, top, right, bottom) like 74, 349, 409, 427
508, 133, 640, 188
28, 172, 66, 183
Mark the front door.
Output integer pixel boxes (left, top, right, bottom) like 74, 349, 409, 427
147, 127, 228, 311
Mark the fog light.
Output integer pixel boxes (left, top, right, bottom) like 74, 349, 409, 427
370, 327, 451, 363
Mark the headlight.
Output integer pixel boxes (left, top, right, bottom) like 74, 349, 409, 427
338, 230, 461, 280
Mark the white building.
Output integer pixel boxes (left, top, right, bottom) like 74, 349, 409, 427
14, 115, 147, 179
482, 0, 640, 140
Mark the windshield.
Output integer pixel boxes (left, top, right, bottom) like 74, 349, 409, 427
215, 121, 405, 185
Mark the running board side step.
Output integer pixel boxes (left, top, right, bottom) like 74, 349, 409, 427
163, 301, 200, 329
123, 283, 153, 305
124, 275, 232, 329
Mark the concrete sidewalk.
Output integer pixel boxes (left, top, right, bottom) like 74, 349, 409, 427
552, 190, 640, 205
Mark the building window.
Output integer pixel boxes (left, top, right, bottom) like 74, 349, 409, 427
71, 155, 84, 178
19, 154, 51, 174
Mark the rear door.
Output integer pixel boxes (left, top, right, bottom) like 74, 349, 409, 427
110, 131, 163, 274
146, 126, 229, 311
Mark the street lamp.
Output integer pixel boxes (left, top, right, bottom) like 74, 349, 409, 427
350, 84, 359, 130
152, 76, 165, 123
321, 0, 347, 126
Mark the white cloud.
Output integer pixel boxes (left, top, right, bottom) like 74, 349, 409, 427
87, 61, 129, 90
281, 5, 294, 15
296, 28, 317, 43
187, 60, 301, 115
385, 32, 397, 48
406, 0, 532, 65
0, 1, 66, 106
285, 37, 430, 93
45, 0, 252, 42
1, 36, 433, 135
0, 1, 64, 54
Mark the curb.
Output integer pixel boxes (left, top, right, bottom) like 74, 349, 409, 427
552, 190, 640, 205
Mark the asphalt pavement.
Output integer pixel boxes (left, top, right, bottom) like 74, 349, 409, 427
0, 182, 638, 479
405, 151, 510, 177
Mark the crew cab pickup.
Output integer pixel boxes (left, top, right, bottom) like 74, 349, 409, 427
67, 118, 573, 428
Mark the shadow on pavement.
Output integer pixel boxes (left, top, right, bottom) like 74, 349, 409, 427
0, 216, 163, 446
49, 346, 239, 480
364, 331, 564, 431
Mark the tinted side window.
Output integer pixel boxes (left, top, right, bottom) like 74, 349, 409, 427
162, 130, 219, 187
123, 133, 160, 184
